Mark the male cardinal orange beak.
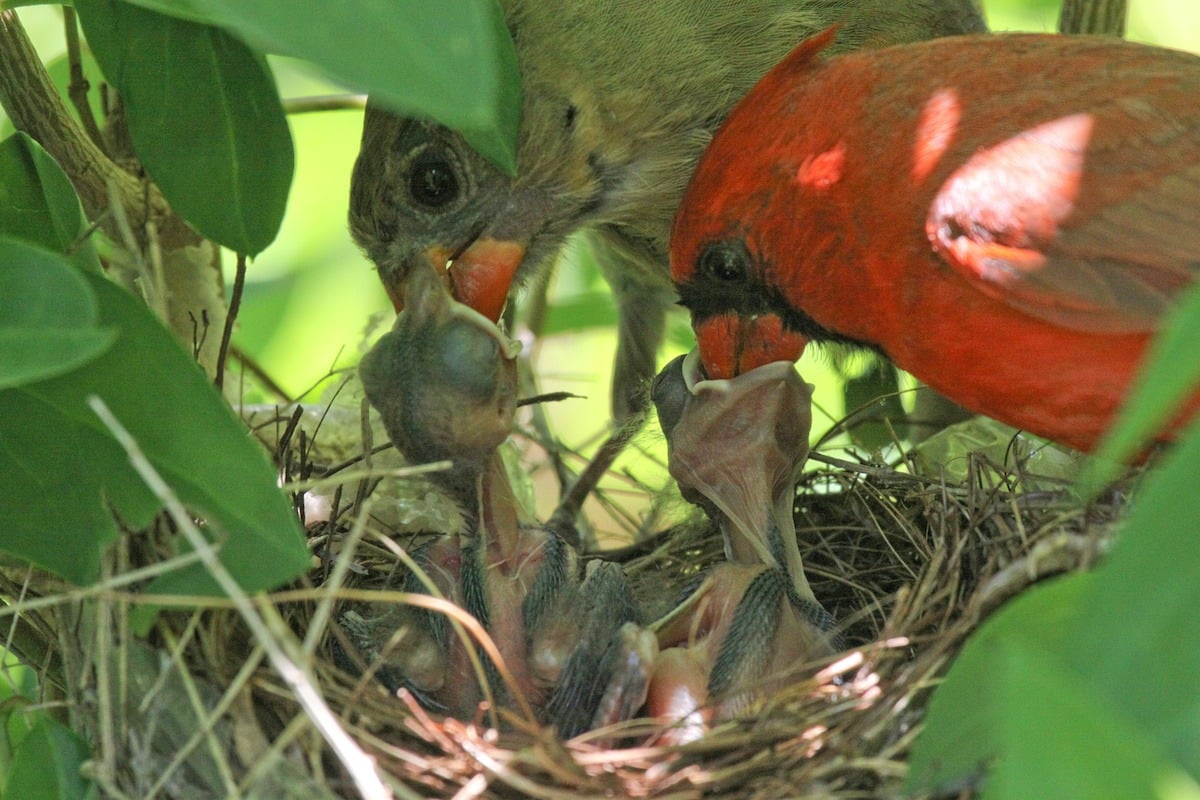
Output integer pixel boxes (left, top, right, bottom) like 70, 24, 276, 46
383, 237, 527, 323
693, 312, 808, 380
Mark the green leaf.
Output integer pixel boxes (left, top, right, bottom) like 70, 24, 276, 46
986, 644, 1200, 800
905, 574, 1091, 794
179, 0, 521, 174
105, 0, 218, 25
3, 716, 96, 800
912, 418, 1085, 492
75, 0, 293, 254
0, 133, 100, 272
1069, 418, 1200, 776
0, 242, 308, 591
1084, 282, 1200, 489
0, 241, 116, 389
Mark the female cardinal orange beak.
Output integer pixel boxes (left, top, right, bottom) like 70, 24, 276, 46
384, 238, 527, 324
694, 312, 808, 380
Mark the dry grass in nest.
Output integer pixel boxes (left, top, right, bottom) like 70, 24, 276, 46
0, 403, 1136, 799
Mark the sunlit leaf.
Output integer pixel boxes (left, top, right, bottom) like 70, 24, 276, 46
75, 0, 293, 254
912, 417, 1085, 491
178, 0, 521, 173
0, 655, 38, 786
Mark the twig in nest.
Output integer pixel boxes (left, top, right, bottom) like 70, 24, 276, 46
283, 94, 367, 115
517, 391, 586, 407
214, 252, 247, 391
975, 530, 1109, 615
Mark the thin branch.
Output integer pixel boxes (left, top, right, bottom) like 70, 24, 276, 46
62, 6, 105, 149
227, 345, 293, 402
215, 252, 247, 391
546, 406, 649, 550
0, 9, 201, 254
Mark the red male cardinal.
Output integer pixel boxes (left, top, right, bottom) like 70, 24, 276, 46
671, 30, 1200, 453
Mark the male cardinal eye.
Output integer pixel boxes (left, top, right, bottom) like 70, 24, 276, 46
409, 151, 460, 209
697, 241, 751, 283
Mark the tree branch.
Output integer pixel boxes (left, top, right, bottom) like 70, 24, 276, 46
62, 7, 105, 150
0, 10, 173, 244
0, 9, 226, 377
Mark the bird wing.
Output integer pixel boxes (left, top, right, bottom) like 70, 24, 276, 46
926, 111, 1200, 334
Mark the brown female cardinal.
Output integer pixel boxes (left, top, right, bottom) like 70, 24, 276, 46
671, 30, 1200, 453
348, 1, 987, 423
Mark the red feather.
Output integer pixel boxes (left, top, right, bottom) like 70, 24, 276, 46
671, 31, 1200, 452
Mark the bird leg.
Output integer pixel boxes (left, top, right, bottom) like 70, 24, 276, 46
645, 351, 839, 742
351, 255, 652, 735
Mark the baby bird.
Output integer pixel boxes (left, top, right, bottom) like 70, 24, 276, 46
646, 352, 838, 741
350, 256, 652, 736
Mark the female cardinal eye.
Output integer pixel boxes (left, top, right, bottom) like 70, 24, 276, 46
697, 241, 751, 283
409, 150, 460, 209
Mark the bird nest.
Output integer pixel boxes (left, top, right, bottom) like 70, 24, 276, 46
0, 399, 1133, 799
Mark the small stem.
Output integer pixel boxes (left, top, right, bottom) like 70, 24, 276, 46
215, 252, 247, 391
282, 94, 366, 115
62, 7, 105, 149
